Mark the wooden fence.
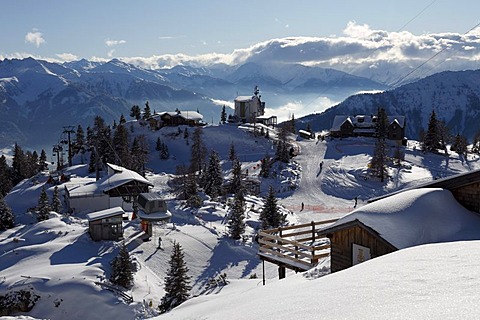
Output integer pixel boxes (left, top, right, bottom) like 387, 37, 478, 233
258, 219, 338, 273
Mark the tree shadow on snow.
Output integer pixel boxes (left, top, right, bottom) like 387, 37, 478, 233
193, 236, 259, 288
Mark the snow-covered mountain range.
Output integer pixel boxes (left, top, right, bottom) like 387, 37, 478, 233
0, 57, 387, 150
300, 69, 480, 140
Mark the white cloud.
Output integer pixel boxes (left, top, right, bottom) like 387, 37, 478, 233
158, 36, 175, 40
56, 53, 78, 61
107, 49, 116, 58
25, 29, 46, 47
105, 39, 126, 47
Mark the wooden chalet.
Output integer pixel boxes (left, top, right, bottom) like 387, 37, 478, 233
148, 110, 205, 129
318, 187, 480, 273
86, 207, 125, 241
369, 168, 480, 213
330, 115, 406, 142
65, 163, 153, 213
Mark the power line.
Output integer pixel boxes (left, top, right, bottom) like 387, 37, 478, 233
299, 1, 440, 113
389, 20, 480, 88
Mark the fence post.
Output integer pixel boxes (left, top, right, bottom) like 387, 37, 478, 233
311, 221, 315, 242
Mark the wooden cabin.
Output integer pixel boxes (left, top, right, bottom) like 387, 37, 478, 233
330, 115, 406, 142
86, 207, 125, 241
318, 187, 480, 273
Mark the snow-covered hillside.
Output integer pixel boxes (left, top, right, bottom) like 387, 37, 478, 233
1, 123, 480, 319
301, 69, 480, 140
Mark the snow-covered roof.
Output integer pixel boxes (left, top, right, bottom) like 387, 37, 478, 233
331, 115, 350, 131
320, 188, 480, 249
66, 163, 152, 196
331, 114, 406, 132
137, 209, 172, 222
86, 206, 125, 221
157, 110, 203, 121
235, 95, 255, 102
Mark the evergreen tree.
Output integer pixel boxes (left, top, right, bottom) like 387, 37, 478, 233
259, 186, 282, 229
203, 150, 223, 198
185, 173, 201, 208
220, 105, 227, 124
184, 127, 189, 145
259, 154, 272, 178
110, 244, 135, 288
228, 142, 237, 163
92, 116, 114, 164
306, 122, 312, 134
51, 186, 62, 213
228, 157, 243, 194
423, 110, 441, 152
155, 137, 162, 151
130, 105, 141, 120
172, 165, 189, 200
39, 149, 48, 171
113, 123, 130, 167
472, 129, 480, 154
189, 127, 207, 173
276, 126, 290, 163
159, 241, 191, 313
88, 149, 97, 173
370, 139, 388, 182
130, 135, 149, 175
160, 143, 170, 160
119, 114, 126, 125
36, 186, 50, 221
0, 196, 15, 230
376, 107, 389, 139
0, 155, 12, 197
228, 190, 246, 239
11, 143, 26, 185
451, 134, 468, 157
143, 101, 152, 120
288, 113, 296, 134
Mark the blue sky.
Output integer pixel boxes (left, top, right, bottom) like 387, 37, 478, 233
1, 0, 479, 61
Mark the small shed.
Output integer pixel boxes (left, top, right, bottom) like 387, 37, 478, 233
86, 207, 125, 241
319, 188, 480, 272
298, 129, 315, 139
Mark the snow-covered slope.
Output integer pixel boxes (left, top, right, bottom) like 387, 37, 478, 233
2, 124, 480, 319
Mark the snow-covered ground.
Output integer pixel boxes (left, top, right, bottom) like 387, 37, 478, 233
1, 123, 480, 319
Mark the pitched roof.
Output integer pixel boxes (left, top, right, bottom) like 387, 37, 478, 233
369, 168, 480, 203
235, 95, 255, 102
86, 206, 125, 221
66, 163, 152, 196
319, 188, 480, 249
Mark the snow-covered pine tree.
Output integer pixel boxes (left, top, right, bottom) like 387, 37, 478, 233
451, 134, 468, 157
110, 243, 135, 289
155, 137, 162, 151
39, 149, 48, 171
260, 186, 282, 229
159, 241, 191, 313
472, 129, 480, 154
228, 189, 246, 239
189, 127, 207, 174
113, 123, 130, 167
130, 135, 149, 175
186, 173, 201, 208
0, 196, 15, 230
228, 157, 243, 194
259, 154, 272, 178
376, 107, 389, 139
184, 127, 189, 145
51, 186, 62, 213
370, 139, 388, 182
36, 186, 50, 221
276, 126, 290, 163
74, 125, 85, 154
203, 150, 223, 198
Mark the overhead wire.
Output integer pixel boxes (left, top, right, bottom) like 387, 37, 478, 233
298, 0, 439, 113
